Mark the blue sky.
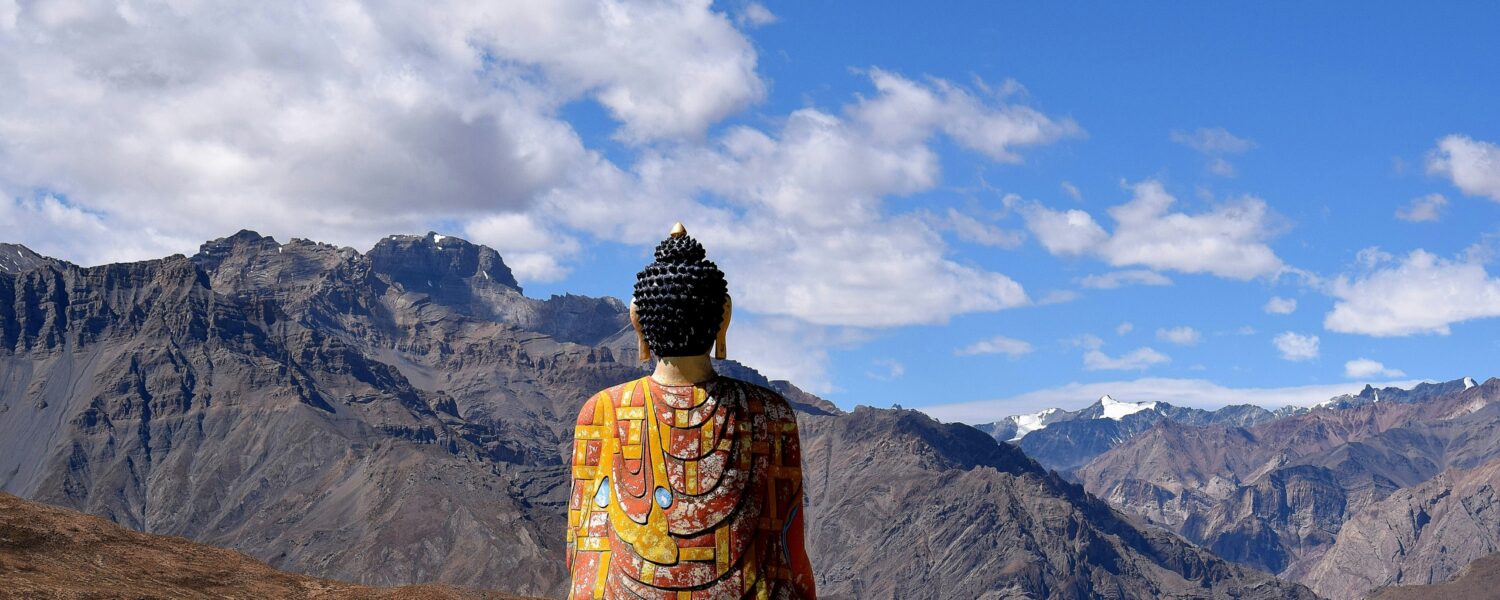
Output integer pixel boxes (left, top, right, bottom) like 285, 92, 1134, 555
3, 2, 1500, 420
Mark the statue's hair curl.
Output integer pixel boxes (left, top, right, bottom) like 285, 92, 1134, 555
633, 233, 727, 357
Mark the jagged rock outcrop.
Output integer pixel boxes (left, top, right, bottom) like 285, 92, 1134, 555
0, 243, 68, 274
1, 232, 1312, 598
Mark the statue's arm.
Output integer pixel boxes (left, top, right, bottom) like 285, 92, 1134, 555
567, 391, 608, 597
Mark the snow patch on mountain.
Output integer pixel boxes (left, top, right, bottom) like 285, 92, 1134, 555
1098, 395, 1157, 420
1465, 376, 1478, 389
1008, 407, 1065, 441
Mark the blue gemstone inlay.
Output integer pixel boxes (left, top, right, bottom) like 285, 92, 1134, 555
594, 477, 611, 508
654, 486, 673, 509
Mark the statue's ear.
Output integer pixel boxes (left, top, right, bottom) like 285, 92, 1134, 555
630, 301, 650, 363
714, 295, 732, 360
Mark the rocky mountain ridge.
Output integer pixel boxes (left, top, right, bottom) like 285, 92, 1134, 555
1076, 377, 1500, 599
975, 395, 1298, 474
0, 231, 1311, 599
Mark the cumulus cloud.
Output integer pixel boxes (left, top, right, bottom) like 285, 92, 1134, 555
1345, 358, 1405, 379
1084, 346, 1170, 371
0, 0, 763, 263
1116, 322, 1134, 335
1079, 269, 1172, 289
1264, 296, 1297, 315
920, 377, 1423, 423
1428, 134, 1500, 202
1022, 180, 1285, 280
539, 69, 1080, 327
0, 2, 1089, 337
956, 335, 1034, 358
1156, 326, 1200, 346
1273, 331, 1319, 361
1325, 249, 1500, 336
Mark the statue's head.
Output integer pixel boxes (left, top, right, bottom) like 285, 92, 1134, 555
630, 223, 731, 361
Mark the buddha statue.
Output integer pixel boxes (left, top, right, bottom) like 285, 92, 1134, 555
567, 224, 817, 599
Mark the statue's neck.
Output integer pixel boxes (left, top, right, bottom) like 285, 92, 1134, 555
651, 354, 716, 385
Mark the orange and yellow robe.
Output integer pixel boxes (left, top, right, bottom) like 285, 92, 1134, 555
567, 376, 816, 599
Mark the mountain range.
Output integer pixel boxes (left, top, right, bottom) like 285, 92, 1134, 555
975, 395, 1303, 474
1075, 377, 1500, 598
0, 231, 1313, 599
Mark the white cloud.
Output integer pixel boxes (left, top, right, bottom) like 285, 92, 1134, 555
920, 377, 1424, 424
1156, 326, 1200, 346
1022, 180, 1285, 280
850, 68, 1082, 163
1116, 322, 1134, 335
1396, 193, 1448, 223
1273, 331, 1319, 361
1084, 347, 1170, 371
542, 69, 1076, 327
1428, 134, 1500, 202
1079, 269, 1172, 289
1171, 127, 1256, 154
0, 0, 762, 267
1325, 249, 1500, 336
1264, 296, 1297, 315
956, 335, 1034, 358
1020, 205, 1108, 255
1344, 358, 1405, 379
0, 4, 1084, 330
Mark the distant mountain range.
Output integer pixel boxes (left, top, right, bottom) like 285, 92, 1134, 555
0, 231, 1312, 599
975, 394, 1303, 473
1075, 377, 1500, 599
973, 379, 1479, 476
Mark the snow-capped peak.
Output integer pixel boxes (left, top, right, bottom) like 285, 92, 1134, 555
1465, 376, 1478, 389
431, 233, 448, 244
1097, 395, 1157, 420
1007, 407, 1065, 441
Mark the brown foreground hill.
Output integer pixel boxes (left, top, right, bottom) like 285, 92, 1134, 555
0, 492, 525, 600
1367, 551, 1500, 600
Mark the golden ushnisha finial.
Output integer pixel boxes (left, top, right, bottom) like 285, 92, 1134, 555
670, 222, 687, 238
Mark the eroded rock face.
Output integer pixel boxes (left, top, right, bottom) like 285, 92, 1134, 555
0, 232, 1314, 598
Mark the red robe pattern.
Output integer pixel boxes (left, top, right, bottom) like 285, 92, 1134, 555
567, 376, 816, 599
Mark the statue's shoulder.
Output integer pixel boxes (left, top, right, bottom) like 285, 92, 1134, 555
576, 377, 649, 425
716, 377, 796, 422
